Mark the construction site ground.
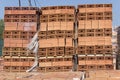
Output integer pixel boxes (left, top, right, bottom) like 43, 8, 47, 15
0, 71, 83, 80
0, 70, 120, 80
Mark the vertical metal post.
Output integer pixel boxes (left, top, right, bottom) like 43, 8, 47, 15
28, 0, 32, 6
19, 0, 21, 7
34, 0, 37, 6
72, 54, 78, 71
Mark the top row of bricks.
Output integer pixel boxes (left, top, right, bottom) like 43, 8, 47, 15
5, 4, 112, 10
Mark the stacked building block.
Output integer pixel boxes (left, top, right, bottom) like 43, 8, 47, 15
0, 39, 3, 56
85, 70, 120, 80
76, 4, 113, 71
3, 7, 39, 72
3, 4, 114, 72
0, 58, 3, 71
38, 6, 75, 72
116, 26, 120, 70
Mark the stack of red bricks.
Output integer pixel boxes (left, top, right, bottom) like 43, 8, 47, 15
38, 6, 75, 72
3, 7, 39, 72
76, 4, 113, 71
0, 58, 3, 71
2, 4, 114, 72
85, 70, 120, 80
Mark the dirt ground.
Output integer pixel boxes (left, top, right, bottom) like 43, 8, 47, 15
0, 70, 120, 80
0, 71, 83, 80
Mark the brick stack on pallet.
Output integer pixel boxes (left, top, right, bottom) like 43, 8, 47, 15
0, 39, 3, 56
86, 70, 120, 80
116, 54, 120, 69
76, 4, 113, 71
3, 4, 114, 72
0, 58, 3, 71
116, 26, 120, 70
38, 6, 75, 72
3, 7, 39, 72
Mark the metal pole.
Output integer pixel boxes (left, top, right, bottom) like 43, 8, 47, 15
34, 0, 37, 6
19, 0, 21, 7
28, 0, 32, 6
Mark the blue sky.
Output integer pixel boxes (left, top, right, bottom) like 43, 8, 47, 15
0, 0, 120, 27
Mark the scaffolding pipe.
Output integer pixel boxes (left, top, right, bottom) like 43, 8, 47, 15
34, 0, 37, 6
28, 0, 32, 6
18, 0, 21, 7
